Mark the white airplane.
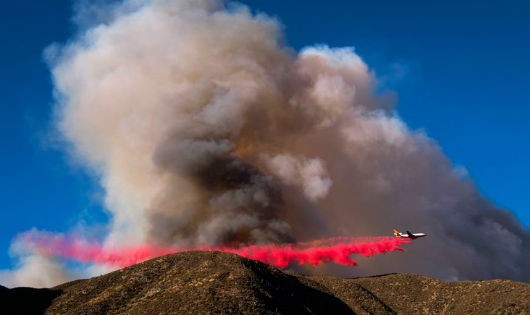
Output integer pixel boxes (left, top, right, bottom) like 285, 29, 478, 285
393, 229, 427, 239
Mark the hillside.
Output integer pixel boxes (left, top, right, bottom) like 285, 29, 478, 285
1, 251, 528, 314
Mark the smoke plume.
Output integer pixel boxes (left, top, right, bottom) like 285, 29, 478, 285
0, 235, 73, 288
1, 0, 528, 287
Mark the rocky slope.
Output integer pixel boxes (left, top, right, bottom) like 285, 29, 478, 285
1, 251, 528, 314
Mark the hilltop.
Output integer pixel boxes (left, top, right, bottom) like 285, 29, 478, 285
1, 251, 528, 314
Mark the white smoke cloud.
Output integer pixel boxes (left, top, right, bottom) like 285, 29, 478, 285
0, 237, 73, 288
263, 154, 332, 201
2, 0, 528, 287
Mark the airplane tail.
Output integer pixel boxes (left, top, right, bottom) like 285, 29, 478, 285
393, 229, 400, 237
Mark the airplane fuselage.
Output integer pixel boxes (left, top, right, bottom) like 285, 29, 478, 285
395, 233, 426, 239
393, 229, 427, 239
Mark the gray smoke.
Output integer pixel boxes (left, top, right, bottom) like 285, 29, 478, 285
2, 0, 527, 286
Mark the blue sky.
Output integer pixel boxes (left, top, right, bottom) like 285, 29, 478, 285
0, 0, 528, 269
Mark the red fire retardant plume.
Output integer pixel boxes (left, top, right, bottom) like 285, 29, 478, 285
22, 233, 410, 268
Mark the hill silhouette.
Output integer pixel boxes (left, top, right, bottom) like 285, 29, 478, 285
1, 251, 528, 314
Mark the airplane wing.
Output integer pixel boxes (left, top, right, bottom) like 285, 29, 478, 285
406, 230, 417, 239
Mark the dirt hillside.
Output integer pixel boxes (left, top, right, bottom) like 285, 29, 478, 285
0, 251, 528, 314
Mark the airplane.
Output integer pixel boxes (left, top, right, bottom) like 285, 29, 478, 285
393, 229, 427, 239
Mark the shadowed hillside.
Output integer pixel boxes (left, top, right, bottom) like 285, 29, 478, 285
1, 252, 528, 314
